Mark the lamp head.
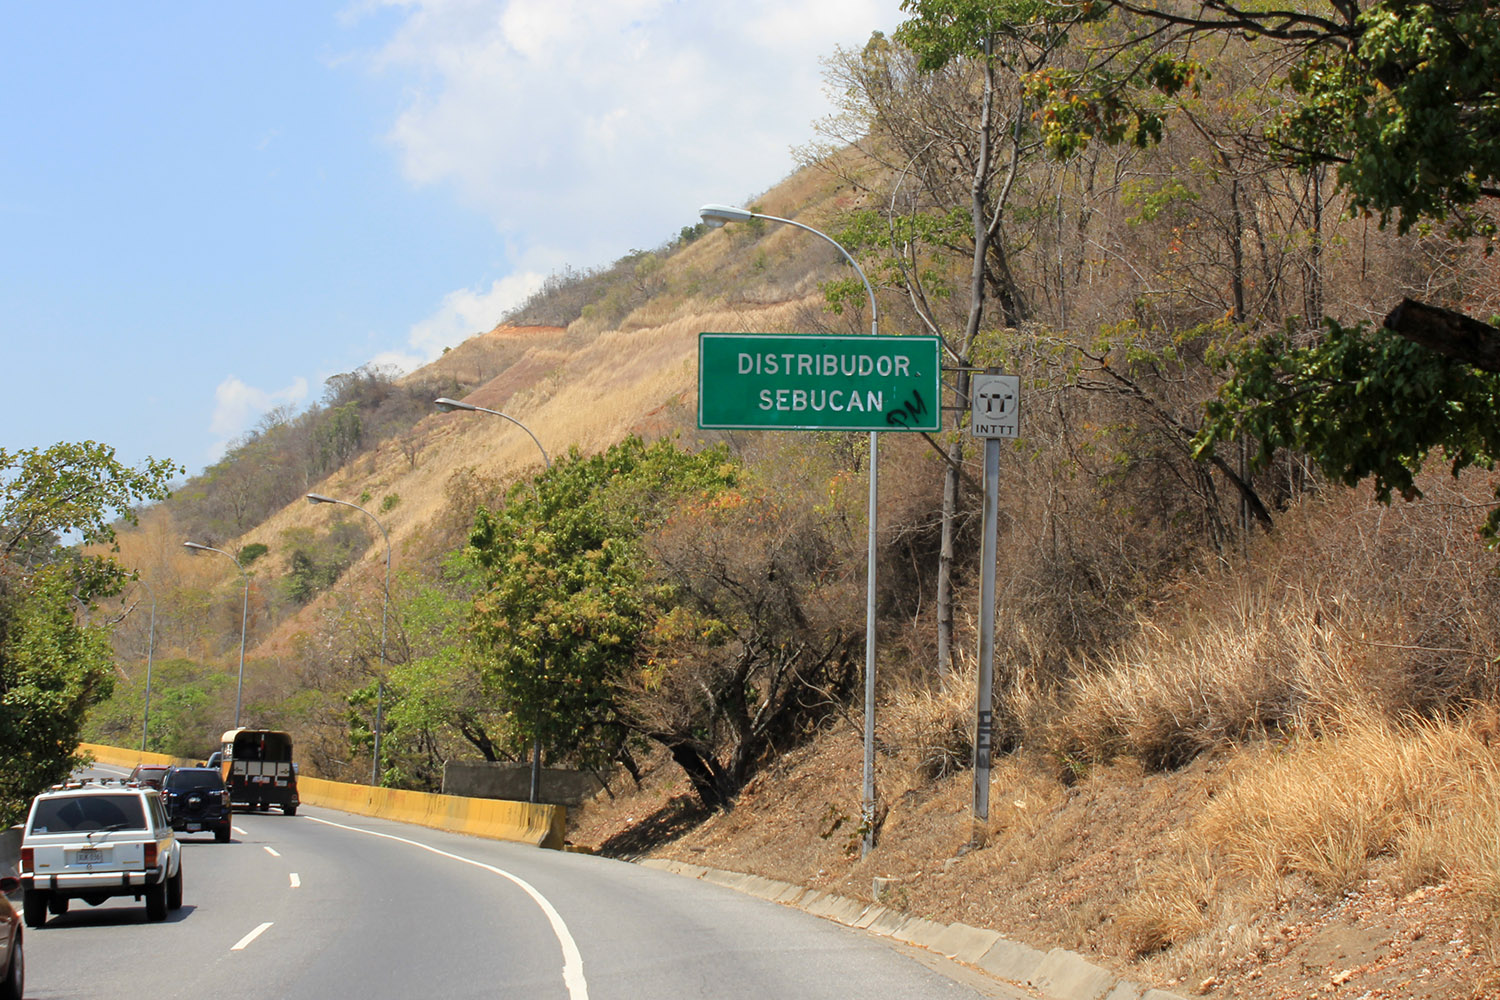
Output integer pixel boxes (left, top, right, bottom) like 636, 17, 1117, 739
183, 541, 207, 553
699, 203, 755, 229
433, 397, 475, 413
306, 493, 335, 505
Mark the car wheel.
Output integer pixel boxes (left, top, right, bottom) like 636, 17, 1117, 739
145, 880, 167, 922
215, 822, 231, 843
0, 933, 23, 1000
167, 863, 183, 910
283, 804, 296, 816
20, 892, 43, 930
46, 895, 67, 916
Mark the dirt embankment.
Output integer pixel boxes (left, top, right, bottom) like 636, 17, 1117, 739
568, 727, 1499, 1000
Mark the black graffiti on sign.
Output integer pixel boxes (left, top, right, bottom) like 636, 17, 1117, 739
884, 389, 930, 429
975, 708, 993, 770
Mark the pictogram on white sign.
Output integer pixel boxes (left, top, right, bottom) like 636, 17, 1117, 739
969, 374, 1020, 438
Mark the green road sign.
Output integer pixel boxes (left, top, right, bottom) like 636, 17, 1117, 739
698, 332, 943, 432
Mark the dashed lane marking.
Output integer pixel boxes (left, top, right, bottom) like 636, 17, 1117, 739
231, 922, 274, 951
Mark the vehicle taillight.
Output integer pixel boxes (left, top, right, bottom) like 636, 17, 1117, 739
18, 848, 31, 873
144, 842, 157, 868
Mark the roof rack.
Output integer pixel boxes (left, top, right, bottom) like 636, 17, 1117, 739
46, 776, 129, 791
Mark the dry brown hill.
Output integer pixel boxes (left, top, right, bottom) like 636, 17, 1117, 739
95, 117, 1500, 1000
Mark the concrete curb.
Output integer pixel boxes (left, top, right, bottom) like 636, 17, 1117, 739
638, 858, 1187, 1000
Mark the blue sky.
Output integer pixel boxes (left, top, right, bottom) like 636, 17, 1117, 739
2, 0, 897, 478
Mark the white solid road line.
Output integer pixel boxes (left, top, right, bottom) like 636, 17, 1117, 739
232, 922, 274, 951
290, 872, 301, 888
305, 815, 589, 1000
264, 846, 281, 857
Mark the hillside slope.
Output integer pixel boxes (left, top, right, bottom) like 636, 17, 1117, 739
91, 85, 1500, 1000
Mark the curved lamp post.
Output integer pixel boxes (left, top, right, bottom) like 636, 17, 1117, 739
699, 202, 881, 857
183, 542, 249, 729
306, 493, 391, 787
434, 396, 551, 804
433, 398, 552, 469
132, 577, 158, 752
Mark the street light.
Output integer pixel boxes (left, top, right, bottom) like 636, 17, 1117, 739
306, 493, 391, 787
434, 396, 551, 804
699, 202, 882, 857
183, 542, 249, 730
132, 577, 158, 753
433, 398, 552, 469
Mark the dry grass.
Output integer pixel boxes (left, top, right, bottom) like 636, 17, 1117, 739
1044, 470, 1500, 777
1112, 714, 1500, 961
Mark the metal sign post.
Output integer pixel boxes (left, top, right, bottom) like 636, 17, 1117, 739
968, 372, 1019, 844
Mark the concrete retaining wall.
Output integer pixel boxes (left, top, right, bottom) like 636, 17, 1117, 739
442, 761, 603, 806
79, 743, 565, 850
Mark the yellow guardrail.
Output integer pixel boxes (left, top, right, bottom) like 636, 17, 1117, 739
78, 743, 565, 850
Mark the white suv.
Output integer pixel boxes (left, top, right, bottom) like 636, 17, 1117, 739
19, 779, 183, 927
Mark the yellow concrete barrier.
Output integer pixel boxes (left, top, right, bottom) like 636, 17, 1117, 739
78, 744, 565, 850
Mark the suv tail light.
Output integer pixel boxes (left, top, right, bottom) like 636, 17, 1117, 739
144, 842, 158, 868
18, 848, 31, 873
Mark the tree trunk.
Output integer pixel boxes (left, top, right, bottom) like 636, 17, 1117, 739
1383, 298, 1500, 372
936, 369, 972, 681
654, 736, 733, 812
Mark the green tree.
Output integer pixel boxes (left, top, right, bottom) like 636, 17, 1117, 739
465, 437, 738, 773
346, 558, 514, 790
1195, 320, 1500, 537
0, 441, 178, 821
1, 441, 179, 559
1036, 2, 1500, 526
0, 567, 117, 820
1090, 0, 1500, 239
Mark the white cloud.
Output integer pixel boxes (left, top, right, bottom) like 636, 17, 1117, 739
208, 376, 310, 459
391, 271, 547, 369
357, 0, 897, 262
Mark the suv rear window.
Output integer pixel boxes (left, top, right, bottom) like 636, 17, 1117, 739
164, 769, 225, 790
30, 794, 147, 833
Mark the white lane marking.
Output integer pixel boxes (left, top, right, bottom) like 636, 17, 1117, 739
263, 846, 281, 857
231, 922, 274, 951
289, 872, 301, 889
306, 815, 588, 1000
233, 825, 248, 835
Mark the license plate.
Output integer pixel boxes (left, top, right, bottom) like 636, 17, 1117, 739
186, 823, 202, 832
75, 849, 102, 865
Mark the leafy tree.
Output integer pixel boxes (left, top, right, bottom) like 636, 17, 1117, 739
0, 567, 117, 820
465, 437, 739, 774
0, 441, 178, 822
623, 471, 864, 810
1034, 2, 1500, 530
1, 442, 179, 559
814, 0, 1088, 676
82, 658, 233, 759
280, 522, 368, 605
1195, 320, 1500, 538
1091, 0, 1500, 239
346, 558, 516, 790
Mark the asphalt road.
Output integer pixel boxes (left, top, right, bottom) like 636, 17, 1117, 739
23, 770, 1011, 1000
